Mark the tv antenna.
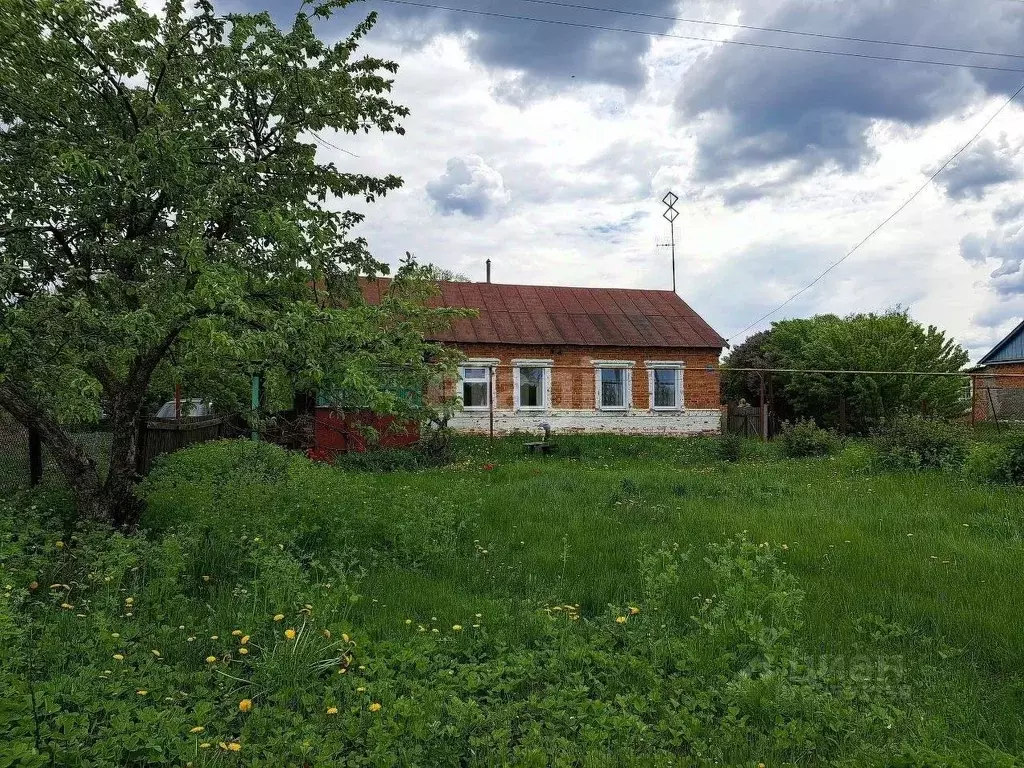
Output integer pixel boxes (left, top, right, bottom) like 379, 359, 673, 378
660, 191, 679, 293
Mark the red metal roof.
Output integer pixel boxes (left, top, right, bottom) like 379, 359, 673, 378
361, 279, 726, 349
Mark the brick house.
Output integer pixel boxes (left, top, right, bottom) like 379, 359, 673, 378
971, 319, 1024, 422
361, 279, 727, 436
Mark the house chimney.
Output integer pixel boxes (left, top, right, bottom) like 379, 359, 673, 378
486, 258, 491, 283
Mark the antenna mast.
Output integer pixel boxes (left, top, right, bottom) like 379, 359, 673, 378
661, 191, 679, 293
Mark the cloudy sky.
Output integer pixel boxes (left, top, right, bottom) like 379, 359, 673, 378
250, 0, 1024, 361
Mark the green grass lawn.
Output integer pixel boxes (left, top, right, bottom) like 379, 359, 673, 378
344, 437, 1023, 666
6, 433, 1024, 764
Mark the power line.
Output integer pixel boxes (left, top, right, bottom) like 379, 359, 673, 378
506, 0, 1024, 61
729, 79, 1024, 341
378, 0, 1024, 75
310, 131, 360, 158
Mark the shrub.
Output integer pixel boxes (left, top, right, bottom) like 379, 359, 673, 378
873, 416, 969, 471
777, 419, 840, 458
995, 439, 1024, 485
718, 432, 744, 462
968, 439, 1024, 485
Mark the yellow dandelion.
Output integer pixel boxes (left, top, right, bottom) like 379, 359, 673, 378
205, 656, 217, 664
240, 635, 249, 644
326, 706, 339, 715
136, 689, 147, 696
228, 743, 241, 752
273, 613, 284, 622
231, 630, 242, 637
190, 726, 205, 734
113, 654, 124, 661
615, 616, 627, 624
238, 647, 249, 656
368, 702, 382, 713
284, 628, 296, 640
238, 699, 252, 713
452, 625, 463, 631
628, 606, 640, 616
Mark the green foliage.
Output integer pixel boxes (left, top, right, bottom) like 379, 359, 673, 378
778, 419, 840, 458
724, 311, 970, 433
717, 432, 744, 462
966, 438, 1024, 485
2, 438, 1024, 762
994, 439, 1024, 485
0, 0, 466, 521
4, 483, 1009, 765
873, 417, 970, 471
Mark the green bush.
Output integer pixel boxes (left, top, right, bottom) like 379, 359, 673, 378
717, 432, 744, 462
967, 439, 1024, 485
777, 419, 840, 458
873, 416, 969, 471
994, 439, 1024, 485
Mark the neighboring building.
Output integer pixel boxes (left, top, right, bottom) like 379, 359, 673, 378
361, 279, 727, 436
971, 319, 1024, 422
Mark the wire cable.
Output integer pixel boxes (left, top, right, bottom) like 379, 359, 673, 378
506, 0, 1024, 61
310, 131, 360, 158
728, 80, 1024, 341
377, 0, 1024, 74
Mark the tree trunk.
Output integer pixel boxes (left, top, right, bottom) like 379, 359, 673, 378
101, 396, 146, 527
0, 380, 105, 516
0, 380, 148, 526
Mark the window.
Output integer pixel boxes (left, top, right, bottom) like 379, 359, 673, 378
519, 367, 544, 408
460, 366, 491, 409
593, 362, 633, 410
646, 362, 685, 411
513, 360, 553, 411
601, 368, 626, 408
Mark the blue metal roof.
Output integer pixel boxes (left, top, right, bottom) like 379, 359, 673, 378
979, 319, 1024, 365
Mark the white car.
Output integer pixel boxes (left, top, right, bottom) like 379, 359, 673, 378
154, 398, 213, 419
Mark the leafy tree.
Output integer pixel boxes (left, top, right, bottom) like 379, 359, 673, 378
0, 0, 463, 524
721, 329, 776, 404
723, 311, 969, 433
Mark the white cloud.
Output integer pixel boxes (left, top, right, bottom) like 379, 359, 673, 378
297, 5, 1024, 365
426, 155, 511, 218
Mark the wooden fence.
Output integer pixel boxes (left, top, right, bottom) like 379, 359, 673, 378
135, 416, 228, 475
722, 403, 766, 439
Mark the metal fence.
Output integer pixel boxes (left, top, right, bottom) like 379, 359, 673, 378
0, 410, 113, 494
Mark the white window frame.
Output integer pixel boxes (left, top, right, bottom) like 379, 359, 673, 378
459, 359, 498, 411
593, 360, 634, 411
645, 361, 685, 412
512, 359, 553, 412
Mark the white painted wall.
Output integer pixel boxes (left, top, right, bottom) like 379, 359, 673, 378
448, 409, 721, 436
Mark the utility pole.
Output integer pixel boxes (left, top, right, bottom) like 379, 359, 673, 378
661, 191, 679, 294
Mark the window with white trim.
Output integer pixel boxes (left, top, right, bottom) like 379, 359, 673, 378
593, 361, 633, 410
513, 360, 552, 410
646, 362, 685, 411
459, 365, 492, 410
